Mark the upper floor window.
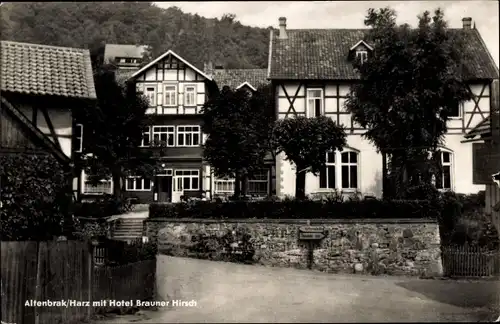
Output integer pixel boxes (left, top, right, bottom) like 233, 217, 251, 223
356, 50, 368, 64
152, 126, 175, 147
434, 151, 453, 190
177, 126, 200, 147
306, 88, 324, 117
74, 123, 83, 153
164, 85, 177, 106
184, 85, 197, 106
140, 126, 151, 147
145, 86, 156, 106
448, 102, 462, 118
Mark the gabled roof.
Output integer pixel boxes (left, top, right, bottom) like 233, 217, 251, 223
0, 40, 96, 99
349, 40, 373, 51
464, 115, 492, 140
212, 69, 269, 90
103, 44, 148, 62
268, 28, 499, 80
130, 50, 212, 81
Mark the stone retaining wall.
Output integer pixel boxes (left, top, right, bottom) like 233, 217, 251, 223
145, 218, 443, 277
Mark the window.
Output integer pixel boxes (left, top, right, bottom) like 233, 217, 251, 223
140, 126, 151, 147
248, 170, 269, 195
341, 152, 358, 189
126, 177, 152, 191
435, 151, 452, 190
152, 126, 175, 146
184, 85, 196, 106
448, 101, 462, 118
84, 180, 112, 194
145, 86, 156, 106
177, 126, 200, 147
74, 124, 83, 153
174, 170, 199, 191
306, 89, 323, 117
319, 152, 336, 189
164, 85, 177, 106
356, 50, 368, 64
214, 178, 235, 194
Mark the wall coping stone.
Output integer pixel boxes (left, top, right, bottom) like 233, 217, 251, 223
146, 218, 437, 225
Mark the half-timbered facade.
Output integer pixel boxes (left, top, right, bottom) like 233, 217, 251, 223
268, 17, 499, 198
209, 68, 276, 198
119, 50, 214, 203
0, 40, 97, 200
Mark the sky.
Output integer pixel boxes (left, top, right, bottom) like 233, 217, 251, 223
155, 1, 499, 68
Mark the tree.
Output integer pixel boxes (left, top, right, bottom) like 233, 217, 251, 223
273, 116, 347, 199
74, 64, 156, 198
0, 154, 73, 240
344, 7, 473, 198
201, 85, 274, 197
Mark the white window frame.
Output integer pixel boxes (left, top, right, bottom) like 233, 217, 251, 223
176, 125, 201, 147
248, 170, 270, 195
81, 171, 113, 195
140, 126, 151, 147
74, 123, 83, 153
356, 50, 368, 64
144, 85, 157, 106
318, 149, 360, 192
340, 151, 359, 190
306, 88, 324, 118
448, 102, 463, 119
434, 150, 454, 191
164, 84, 177, 107
126, 176, 152, 192
214, 178, 236, 194
184, 84, 197, 107
152, 126, 175, 147
174, 170, 200, 191
319, 151, 336, 190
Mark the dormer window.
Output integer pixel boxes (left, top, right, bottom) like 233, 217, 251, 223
356, 50, 368, 64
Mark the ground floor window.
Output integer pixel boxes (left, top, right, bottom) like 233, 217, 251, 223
175, 170, 199, 191
126, 177, 152, 191
82, 171, 113, 194
214, 169, 270, 196
214, 178, 235, 194
434, 150, 453, 190
319, 150, 359, 190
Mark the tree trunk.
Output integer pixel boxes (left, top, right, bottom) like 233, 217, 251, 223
241, 175, 248, 197
112, 168, 122, 199
234, 173, 241, 199
295, 167, 306, 200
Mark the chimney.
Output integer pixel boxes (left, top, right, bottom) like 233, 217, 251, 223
279, 17, 287, 39
204, 61, 214, 78
462, 17, 472, 29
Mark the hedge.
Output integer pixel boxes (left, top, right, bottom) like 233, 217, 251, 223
149, 199, 441, 219
73, 194, 133, 218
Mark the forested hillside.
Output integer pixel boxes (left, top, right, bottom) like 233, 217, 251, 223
0, 2, 270, 69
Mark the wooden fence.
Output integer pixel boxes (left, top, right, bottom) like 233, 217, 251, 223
442, 245, 500, 277
1, 240, 156, 324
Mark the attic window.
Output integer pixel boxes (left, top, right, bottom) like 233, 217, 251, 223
356, 51, 368, 64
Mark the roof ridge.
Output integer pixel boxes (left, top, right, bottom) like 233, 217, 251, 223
1, 40, 88, 53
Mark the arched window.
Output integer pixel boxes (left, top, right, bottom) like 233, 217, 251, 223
319, 149, 359, 190
319, 151, 336, 189
435, 150, 453, 190
341, 151, 358, 189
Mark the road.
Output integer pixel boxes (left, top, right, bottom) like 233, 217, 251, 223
94, 255, 499, 323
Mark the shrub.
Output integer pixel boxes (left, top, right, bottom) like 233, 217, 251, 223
149, 198, 440, 219
0, 154, 73, 241
107, 239, 157, 266
73, 194, 134, 218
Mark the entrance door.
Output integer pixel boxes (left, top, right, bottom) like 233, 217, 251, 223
158, 176, 172, 202
171, 175, 183, 203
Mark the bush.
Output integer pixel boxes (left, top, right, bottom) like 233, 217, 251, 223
73, 194, 134, 218
149, 198, 440, 219
0, 154, 73, 240
107, 239, 157, 266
